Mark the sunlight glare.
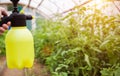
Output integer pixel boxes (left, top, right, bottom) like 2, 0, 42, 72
95, 0, 103, 4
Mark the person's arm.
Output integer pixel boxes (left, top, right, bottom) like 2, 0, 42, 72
0, 7, 11, 35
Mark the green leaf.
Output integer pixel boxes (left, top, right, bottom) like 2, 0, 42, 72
52, 72, 59, 76
100, 68, 114, 76
84, 54, 91, 67
100, 40, 110, 49
55, 64, 68, 72
60, 72, 68, 76
71, 47, 81, 53
91, 47, 102, 53
114, 67, 120, 76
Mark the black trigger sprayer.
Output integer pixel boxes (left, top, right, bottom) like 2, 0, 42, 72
2, 0, 35, 69
0, 0, 32, 27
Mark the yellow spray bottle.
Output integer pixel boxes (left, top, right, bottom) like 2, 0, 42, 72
0, 0, 34, 69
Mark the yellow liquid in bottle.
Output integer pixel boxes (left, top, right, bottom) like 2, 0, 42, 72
5, 27, 34, 69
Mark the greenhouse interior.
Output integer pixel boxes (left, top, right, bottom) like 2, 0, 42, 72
0, 0, 120, 76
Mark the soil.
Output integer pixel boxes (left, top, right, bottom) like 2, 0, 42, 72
0, 56, 50, 76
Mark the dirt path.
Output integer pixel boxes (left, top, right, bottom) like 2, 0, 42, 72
0, 56, 50, 76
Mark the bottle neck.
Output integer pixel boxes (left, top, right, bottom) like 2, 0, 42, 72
11, 26, 26, 29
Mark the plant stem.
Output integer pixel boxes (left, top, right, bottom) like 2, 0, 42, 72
24, 68, 29, 76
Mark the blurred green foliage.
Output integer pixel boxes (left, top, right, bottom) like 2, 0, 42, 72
0, 32, 7, 55
34, 5, 120, 76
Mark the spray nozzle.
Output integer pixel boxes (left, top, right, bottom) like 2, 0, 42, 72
10, 0, 19, 13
